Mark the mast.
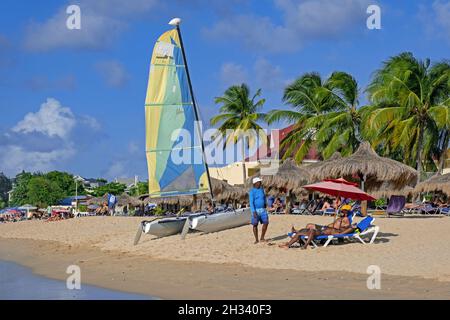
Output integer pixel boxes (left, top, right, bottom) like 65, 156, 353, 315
170, 18, 215, 202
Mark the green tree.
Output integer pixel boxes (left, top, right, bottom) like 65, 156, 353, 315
10, 171, 33, 206
0, 172, 12, 206
92, 182, 126, 197
45, 171, 85, 197
27, 176, 64, 208
266, 72, 364, 162
210, 83, 266, 181
129, 182, 148, 196
365, 52, 450, 179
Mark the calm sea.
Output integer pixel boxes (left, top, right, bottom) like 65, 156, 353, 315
0, 260, 157, 300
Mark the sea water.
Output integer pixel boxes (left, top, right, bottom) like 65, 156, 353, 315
0, 260, 156, 300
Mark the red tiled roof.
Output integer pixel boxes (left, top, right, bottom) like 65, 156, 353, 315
245, 124, 320, 162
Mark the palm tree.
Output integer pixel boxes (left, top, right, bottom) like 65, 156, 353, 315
266, 71, 364, 162
210, 84, 266, 181
365, 52, 450, 181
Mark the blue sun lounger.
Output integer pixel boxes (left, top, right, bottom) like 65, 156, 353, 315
288, 216, 380, 248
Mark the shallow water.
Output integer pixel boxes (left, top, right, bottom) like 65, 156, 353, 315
0, 260, 156, 300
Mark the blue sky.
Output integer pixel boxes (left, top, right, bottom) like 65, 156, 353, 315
0, 0, 449, 180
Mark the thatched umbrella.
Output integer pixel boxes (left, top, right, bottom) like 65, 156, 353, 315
304, 152, 342, 172
246, 158, 310, 189
117, 193, 142, 207
308, 142, 417, 190
86, 194, 108, 206
414, 173, 450, 196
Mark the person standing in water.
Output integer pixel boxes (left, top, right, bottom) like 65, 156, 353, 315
249, 177, 269, 244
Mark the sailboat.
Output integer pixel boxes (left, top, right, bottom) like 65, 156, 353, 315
134, 18, 250, 243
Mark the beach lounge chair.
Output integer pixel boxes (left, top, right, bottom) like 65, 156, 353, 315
421, 204, 439, 215
305, 216, 379, 248
287, 215, 379, 248
292, 200, 315, 215
386, 195, 406, 217
439, 206, 449, 215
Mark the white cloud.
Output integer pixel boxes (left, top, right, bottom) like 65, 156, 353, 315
95, 60, 129, 88
80, 115, 101, 131
0, 145, 76, 175
0, 98, 102, 176
204, 0, 371, 53
427, 1, 450, 42
220, 62, 248, 87
12, 98, 76, 139
23, 0, 160, 52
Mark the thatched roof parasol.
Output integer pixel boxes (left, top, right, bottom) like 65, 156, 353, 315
116, 193, 142, 207
413, 173, 450, 196
308, 142, 417, 189
86, 194, 108, 205
246, 158, 310, 191
304, 152, 342, 171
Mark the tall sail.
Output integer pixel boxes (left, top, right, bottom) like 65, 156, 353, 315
145, 29, 210, 198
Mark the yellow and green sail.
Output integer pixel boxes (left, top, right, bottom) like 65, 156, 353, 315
145, 29, 209, 198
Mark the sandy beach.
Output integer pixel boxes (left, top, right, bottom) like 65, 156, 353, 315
1, 215, 450, 299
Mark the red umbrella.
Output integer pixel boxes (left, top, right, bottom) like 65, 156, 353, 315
302, 178, 376, 201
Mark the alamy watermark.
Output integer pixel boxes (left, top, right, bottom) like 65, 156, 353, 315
66, 265, 81, 290
66, 5, 81, 30
367, 4, 381, 30
366, 265, 381, 290
157, 121, 281, 174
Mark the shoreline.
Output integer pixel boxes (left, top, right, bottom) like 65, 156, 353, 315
1, 238, 450, 299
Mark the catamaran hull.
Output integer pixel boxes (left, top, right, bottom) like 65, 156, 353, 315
190, 208, 251, 233
143, 217, 187, 238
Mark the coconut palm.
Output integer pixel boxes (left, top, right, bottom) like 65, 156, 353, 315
364, 52, 450, 181
210, 84, 266, 181
266, 71, 364, 162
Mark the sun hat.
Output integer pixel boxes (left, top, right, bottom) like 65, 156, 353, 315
341, 204, 352, 211
252, 177, 262, 184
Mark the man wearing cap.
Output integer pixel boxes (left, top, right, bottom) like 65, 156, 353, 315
249, 177, 269, 244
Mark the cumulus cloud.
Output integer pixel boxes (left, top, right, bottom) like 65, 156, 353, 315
204, 0, 371, 53
23, 0, 160, 52
12, 98, 76, 139
0, 98, 102, 176
95, 60, 129, 88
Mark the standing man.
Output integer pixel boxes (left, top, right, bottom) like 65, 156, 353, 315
249, 177, 269, 244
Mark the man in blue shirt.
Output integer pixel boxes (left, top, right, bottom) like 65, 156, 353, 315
249, 177, 269, 244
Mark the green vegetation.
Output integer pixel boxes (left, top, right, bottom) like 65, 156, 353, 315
129, 182, 148, 196
364, 52, 450, 180
211, 83, 267, 180
0, 172, 12, 208
91, 182, 126, 197
10, 171, 86, 207
266, 71, 364, 161
213, 52, 449, 178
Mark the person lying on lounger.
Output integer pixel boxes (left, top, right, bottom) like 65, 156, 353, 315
279, 224, 357, 249
278, 205, 353, 249
290, 205, 352, 234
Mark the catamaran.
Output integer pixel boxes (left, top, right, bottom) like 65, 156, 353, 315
134, 18, 250, 244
